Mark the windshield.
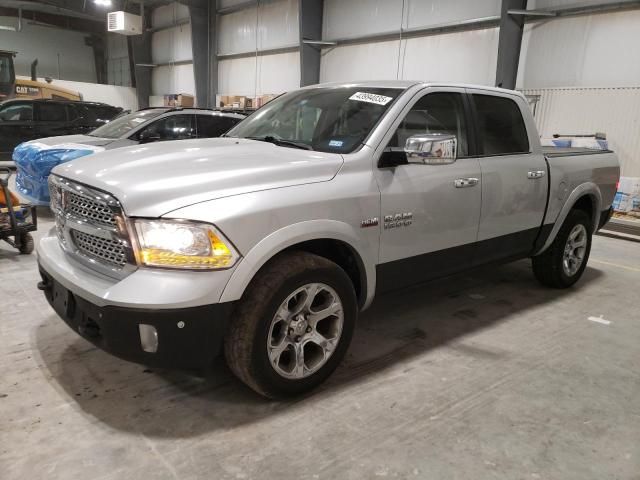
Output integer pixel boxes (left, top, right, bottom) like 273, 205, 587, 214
225, 86, 403, 153
89, 109, 168, 139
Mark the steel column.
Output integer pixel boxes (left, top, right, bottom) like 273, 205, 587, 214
495, 0, 527, 89
298, 0, 323, 87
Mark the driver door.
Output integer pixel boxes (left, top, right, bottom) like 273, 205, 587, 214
374, 88, 482, 293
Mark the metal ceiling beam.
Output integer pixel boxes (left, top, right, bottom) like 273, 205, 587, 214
217, 0, 257, 15
495, 0, 527, 90
299, 0, 323, 87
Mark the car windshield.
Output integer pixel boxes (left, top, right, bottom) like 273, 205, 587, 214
225, 86, 403, 153
89, 109, 168, 139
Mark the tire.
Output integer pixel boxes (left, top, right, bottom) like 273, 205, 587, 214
18, 232, 34, 255
532, 209, 592, 288
224, 251, 357, 399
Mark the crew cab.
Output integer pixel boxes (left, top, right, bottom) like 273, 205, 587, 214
37, 81, 620, 398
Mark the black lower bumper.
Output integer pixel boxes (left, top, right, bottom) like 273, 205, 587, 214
38, 264, 234, 369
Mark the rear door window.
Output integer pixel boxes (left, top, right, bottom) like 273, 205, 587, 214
36, 103, 67, 122
196, 115, 241, 138
472, 94, 529, 155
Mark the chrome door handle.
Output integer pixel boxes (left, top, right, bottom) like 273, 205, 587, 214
454, 177, 479, 188
527, 170, 546, 179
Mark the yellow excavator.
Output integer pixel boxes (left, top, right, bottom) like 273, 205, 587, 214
0, 50, 81, 102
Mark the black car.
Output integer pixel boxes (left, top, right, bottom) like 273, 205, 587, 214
0, 99, 122, 165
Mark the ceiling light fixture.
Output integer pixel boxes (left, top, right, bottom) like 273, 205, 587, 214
94, 0, 112, 7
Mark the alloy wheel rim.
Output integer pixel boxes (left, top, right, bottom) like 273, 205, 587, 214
267, 283, 344, 379
562, 224, 587, 277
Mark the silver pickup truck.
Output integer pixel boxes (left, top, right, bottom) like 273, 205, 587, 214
37, 81, 619, 398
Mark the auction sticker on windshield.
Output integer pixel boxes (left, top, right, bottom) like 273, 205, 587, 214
349, 92, 394, 106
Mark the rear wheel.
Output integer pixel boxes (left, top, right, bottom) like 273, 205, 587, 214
224, 251, 357, 399
18, 232, 34, 254
532, 209, 592, 288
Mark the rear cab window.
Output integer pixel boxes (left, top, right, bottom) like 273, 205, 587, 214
472, 94, 529, 156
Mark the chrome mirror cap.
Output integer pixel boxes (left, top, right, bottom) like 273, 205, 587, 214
404, 133, 457, 165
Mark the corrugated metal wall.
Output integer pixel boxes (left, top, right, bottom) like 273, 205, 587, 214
150, 2, 195, 98
320, 0, 500, 85
217, 0, 300, 96
523, 87, 640, 177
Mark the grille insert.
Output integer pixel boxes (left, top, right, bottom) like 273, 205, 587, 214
72, 230, 127, 268
67, 191, 116, 227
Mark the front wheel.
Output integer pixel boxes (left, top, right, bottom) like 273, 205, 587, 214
532, 209, 592, 288
224, 251, 357, 399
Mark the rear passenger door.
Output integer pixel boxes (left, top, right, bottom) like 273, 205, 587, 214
467, 89, 548, 263
195, 114, 240, 138
34, 102, 70, 138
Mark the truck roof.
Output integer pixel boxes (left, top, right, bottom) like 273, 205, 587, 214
305, 80, 525, 98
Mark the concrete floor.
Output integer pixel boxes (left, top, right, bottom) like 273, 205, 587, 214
1, 210, 639, 480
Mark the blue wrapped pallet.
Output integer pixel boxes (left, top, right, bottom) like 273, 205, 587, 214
13, 142, 97, 206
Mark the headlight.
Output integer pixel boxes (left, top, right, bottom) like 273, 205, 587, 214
133, 219, 239, 270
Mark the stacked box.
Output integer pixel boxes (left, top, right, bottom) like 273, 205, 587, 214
614, 176, 640, 215
164, 94, 195, 107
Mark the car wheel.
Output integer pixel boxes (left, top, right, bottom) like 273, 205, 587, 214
532, 209, 592, 288
224, 251, 357, 399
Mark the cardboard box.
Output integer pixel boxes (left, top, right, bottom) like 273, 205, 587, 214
164, 93, 194, 108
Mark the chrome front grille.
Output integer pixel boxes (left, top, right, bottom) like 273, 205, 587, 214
67, 191, 116, 227
49, 175, 134, 279
72, 230, 127, 268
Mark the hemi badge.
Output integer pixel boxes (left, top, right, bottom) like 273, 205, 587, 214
361, 217, 379, 228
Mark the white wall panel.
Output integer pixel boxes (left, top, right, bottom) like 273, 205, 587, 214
523, 87, 640, 177
401, 28, 498, 84
151, 23, 193, 64
18, 76, 137, 110
322, 0, 500, 40
320, 28, 498, 85
218, 52, 300, 95
151, 2, 190, 29
218, 0, 299, 54
152, 64, 195, 96
106, 34, 130, 87
0, 16, 95, 82
405, 0, 500, 29
320, 40, 402, 83
517, 11, 640, 89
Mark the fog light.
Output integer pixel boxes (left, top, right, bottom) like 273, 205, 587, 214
139, 324, 158, 353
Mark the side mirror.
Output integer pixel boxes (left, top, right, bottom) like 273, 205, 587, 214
405, 133, 457, 165
138, 130, 161, 143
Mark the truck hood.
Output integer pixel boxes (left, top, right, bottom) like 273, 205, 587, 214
30, 134, 115, 148
52, 137, 344, 217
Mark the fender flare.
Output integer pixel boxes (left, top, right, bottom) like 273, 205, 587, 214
535, 182, 602, 255
219, 220, 377, 309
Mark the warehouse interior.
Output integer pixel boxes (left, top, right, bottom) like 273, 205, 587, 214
1, 0, 639, 478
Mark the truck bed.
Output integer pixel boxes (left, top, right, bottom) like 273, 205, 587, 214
542, 146, 613, 158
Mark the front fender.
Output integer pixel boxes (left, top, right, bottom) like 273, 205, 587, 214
219, 219, 377, 309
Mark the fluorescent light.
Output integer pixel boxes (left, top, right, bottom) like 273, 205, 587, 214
94, 0, 112, 7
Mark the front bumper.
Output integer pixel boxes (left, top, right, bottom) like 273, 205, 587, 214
39, 264, 234, 368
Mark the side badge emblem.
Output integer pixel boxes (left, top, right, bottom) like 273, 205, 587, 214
361, 217, 379, 228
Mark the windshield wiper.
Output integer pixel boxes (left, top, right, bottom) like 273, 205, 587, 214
246, 136, 312, 150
